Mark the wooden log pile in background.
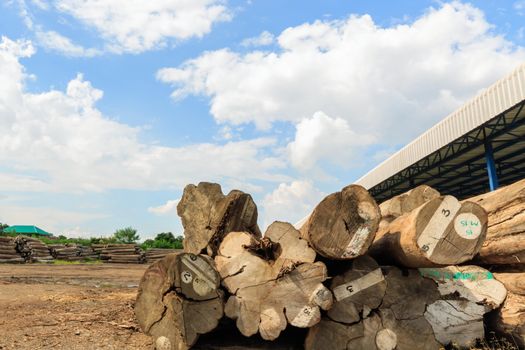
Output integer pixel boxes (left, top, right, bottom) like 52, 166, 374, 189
100, 244, 145, 263
134, 180, 525, 350
14, 236, 53, 262
144, 248, 183, 263
0, 236, 25, 263
48, 243, 99, 261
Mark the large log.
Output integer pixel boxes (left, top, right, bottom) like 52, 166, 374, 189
305, 266, 440, 350
327, 255, 386, 324
370, 195, 488, 267
490, 268, 525, 348
467, 178, 525, 265
215, 222, 333, 340
135, 253, 223, 350
379, 185, 440, 229
420, 265, 506, 347
298, 185, 381, 260
177, 182, 261, 256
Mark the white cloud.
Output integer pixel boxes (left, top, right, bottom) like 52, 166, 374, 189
0, 204, 108, 235
261, 180, 325, 229
158, 2, 525, 141
0, 36, 288, 194
52, 0, 232, 53
36, 30, 101, 57
241, 31, 274, 47
148, 199, 180, 216
288, 111, 375, 171
515, 1, 525, 14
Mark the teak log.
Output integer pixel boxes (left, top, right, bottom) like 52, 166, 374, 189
177, 182, 261, 256
491, 269, 525, 348
379, 185, 440, 229
467, 178, 525, 265
305, 267, 440, 350
327, 255, 387, 324
298, 185, 381, 260
135, 253, 223, 350
420, 265, 506, 347
215, 222, 333, 340
370, 195, 488, 267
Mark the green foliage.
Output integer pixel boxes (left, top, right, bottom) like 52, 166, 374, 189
140, 232, 183, 250
40, 235, 117, 246
0, 222, 8, 234
113, 227, 140, 244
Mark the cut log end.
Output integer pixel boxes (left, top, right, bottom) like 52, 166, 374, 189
300, 184, 380, 260
135, 253, 223, 350
177, 182, 261, 256
216, 222, 332, 340
414, 196, 487, 265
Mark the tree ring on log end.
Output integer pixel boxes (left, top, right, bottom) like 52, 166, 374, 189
415, 196, 487, 265
135, 253, 223, 350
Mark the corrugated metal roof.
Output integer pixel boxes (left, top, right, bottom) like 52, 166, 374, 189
356, 62, 525, 190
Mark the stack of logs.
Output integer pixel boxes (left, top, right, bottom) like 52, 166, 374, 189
48, 243, 99, 261
14, 236, 53, 263
100, 244, 145, 263
0, 236, 24, 263
144, 248, 183, 263
135, 180, 525, 350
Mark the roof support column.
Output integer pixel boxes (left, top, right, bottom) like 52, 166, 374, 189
484, 140, 499, 191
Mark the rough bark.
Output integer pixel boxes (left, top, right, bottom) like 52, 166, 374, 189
298, 184, 381, 260
370, 195, 488, 267
135, 253, 223, 350
177, 182, 261, 256
420, 265, 507, 348
215, 222, 333, 340
467, 178, 525, 265
379, 185, 440, 229
490, 269, 525, 348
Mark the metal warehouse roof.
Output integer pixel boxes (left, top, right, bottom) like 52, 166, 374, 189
355, 62, 525, 202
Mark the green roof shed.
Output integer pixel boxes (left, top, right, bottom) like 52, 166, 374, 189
4, 225, 53, 236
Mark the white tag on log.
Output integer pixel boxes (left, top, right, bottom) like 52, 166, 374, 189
181, 255, 215, 294
454, 213, 482, 239
181, 270, 193, 284
291, 305, 318, 328
417, 196, 461, 258
333, 268, 384, 301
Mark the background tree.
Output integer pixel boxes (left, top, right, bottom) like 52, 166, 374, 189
113, 227, 140, 244
141, 232, 183, 249
0, 223, 9, 235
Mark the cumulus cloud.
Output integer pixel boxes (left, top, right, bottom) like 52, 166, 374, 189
261, 180, 325, 229
148, 199, 180, 216
288, 111, 375, 171
52, 0, 232, 53
158, 2, 525, 141
241, 31, 275, 47
0, 204, 108, 236
0, 36, 288, 194
515, 1, 525, 15
36, 30, 101, 57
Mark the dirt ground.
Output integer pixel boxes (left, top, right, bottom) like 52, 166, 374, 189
0, 263, 153, 350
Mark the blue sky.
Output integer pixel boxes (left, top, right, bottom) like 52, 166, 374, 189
0, 0, 524, 240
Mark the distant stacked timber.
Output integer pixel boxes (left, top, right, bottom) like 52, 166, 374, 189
0, 236, 24, 263
100, 244, 145, 263
14, 236, 53, 262
48, 243, 98, 261
144, 248, 183, 263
